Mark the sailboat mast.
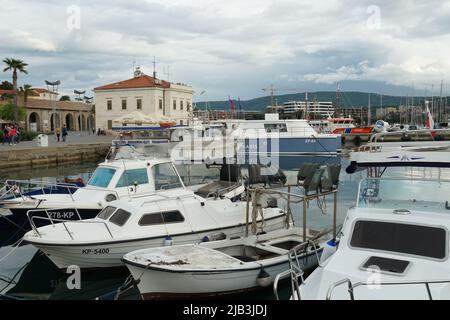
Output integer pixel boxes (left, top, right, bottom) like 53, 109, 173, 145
439, 80, 443, 123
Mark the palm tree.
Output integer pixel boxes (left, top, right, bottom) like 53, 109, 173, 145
3, 58, 28, 123
20, 84, 33, 107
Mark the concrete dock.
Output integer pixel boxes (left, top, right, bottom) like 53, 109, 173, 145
0, 133, 113, 172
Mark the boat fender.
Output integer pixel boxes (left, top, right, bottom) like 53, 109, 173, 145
256, 268, 272, 287
164, 235, 173, 246
202, 232, 226, 242
319, 239, 337, 264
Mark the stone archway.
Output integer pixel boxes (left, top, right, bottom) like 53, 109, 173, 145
50, 113, 60, 132
65, 113, 74, 131
78, 114, 86, 131
29, 112, 41, 132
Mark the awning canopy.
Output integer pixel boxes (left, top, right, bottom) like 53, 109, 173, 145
113, 111, 159, 124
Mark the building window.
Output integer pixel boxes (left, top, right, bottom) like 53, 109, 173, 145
173, 100, 177, 110
187, 102, 191, 111
122, 99, 127, 110
107, 120, 113, 130
107, 100, 112, 110
137, 99, 142, 110
159, 99, 163, 110
180, 100, 184, 110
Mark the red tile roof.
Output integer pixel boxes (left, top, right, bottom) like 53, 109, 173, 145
94, 74, 170, 91
0, 89, 14, 95
32, 88, 57, 95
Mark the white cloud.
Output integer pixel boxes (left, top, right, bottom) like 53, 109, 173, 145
0, 0, 450, 99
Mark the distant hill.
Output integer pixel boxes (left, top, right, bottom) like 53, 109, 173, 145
196, 91, 442, 111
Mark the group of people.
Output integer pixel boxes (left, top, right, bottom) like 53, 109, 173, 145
2, 124, 19, 146
55, 125, 68, 142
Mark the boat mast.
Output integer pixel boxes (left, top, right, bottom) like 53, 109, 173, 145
368, 93, 371, 125
439, 80, 443, 123
335, 81, 340, 117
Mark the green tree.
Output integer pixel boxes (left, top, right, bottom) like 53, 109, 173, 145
0, 103, 27, 122
60, 95, 71, 101
2, 58, 28, 123
0, 80, 13, 90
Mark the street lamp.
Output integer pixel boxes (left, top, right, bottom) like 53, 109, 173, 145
45, 80, 60, 132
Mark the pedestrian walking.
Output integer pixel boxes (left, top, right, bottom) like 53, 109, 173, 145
56, 127, 61, 142
2, 125, 9, 145
62, 125, 68, 142
10, 126, 17, 145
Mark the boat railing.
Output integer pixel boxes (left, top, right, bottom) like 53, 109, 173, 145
0, 179, 79, 201
0, 179, 121, 203
273, 239, 322, 300
205, 182, 242, 199
369, 128, 450, 145
26, 208, 114, 240
138, 193, 197, 207
325, 278, 450, 300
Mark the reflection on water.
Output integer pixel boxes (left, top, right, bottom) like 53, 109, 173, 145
3, 156, 449, 299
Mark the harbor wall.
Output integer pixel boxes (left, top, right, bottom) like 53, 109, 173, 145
0, 144, 110, 172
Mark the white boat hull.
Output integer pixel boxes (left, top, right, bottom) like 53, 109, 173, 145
31, 217, 286, 269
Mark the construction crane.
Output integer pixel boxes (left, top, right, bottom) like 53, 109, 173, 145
261, 84, 310, 107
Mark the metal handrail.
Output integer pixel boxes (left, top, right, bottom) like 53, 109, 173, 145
26, 207, 82, 232
27, 210, 114, 240
326, 278, 450, 300
0, 180, 121, 204
205, 182, 242, 199
139, 193, 198, 207
273, 239, 323, 300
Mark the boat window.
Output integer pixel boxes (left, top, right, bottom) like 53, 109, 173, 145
116, 168, 149, 188
152, 163, 183, 190
109, 209, 132, 227
87, 167, 116, 188
175, 164, 220, 187
138, 211, 185, 226
357, 178, 450, 213
350, 220, 447, 260
97, 206, 117, 220
264, 123, 287, 133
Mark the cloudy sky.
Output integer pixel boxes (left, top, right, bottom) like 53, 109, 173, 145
1, 0, 450, 101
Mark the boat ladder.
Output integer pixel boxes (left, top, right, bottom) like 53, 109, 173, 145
273, 240, 322, 300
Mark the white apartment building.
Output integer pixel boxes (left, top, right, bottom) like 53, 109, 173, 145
94, 73, 193, 131
282, 101, 335, 118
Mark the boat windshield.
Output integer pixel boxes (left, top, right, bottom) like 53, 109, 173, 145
87, 167, 116, 188
357, 178, 450, 214
175, 164, 220, 187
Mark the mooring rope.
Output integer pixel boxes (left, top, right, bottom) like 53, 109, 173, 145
0, 238, 25, 265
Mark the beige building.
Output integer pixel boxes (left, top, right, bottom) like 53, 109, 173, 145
0, 94, 94, 133
94, 73, 193, 131
25, 98, 94, 133
29, 88, 59, 101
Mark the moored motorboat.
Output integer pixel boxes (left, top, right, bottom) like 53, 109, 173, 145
122, 227, 329, 299
286, 176, 450, 300
22, 163, 288, 269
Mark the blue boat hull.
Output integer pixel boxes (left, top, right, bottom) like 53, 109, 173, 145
237, 136, 341, 170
